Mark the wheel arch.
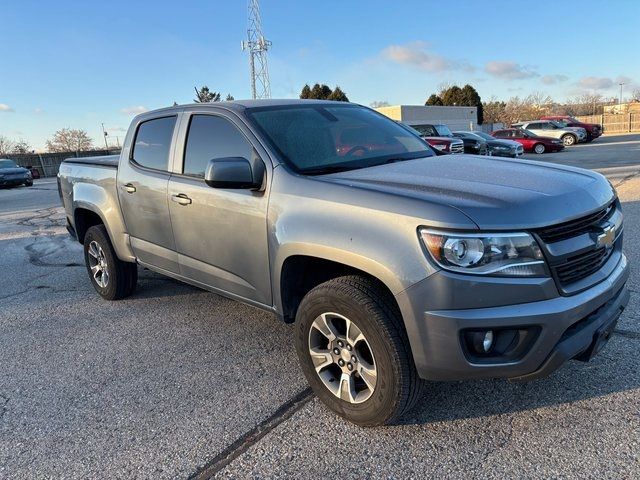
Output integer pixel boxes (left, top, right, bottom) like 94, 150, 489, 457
277, 252, 402, 324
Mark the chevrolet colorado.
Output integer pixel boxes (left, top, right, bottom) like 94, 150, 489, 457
58, 100, 629, 426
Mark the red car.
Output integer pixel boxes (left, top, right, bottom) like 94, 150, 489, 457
540, 115, 602, 142
491, 128, 564, 154
406, 124, 464, 154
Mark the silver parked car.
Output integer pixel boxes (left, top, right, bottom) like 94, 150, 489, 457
513, 120, 586, 146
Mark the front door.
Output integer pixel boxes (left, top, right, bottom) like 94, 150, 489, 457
167, 112, 272, 306
117, 115, 180, 273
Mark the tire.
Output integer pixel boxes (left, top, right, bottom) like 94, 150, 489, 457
25, 180, 33, 187
295, 275, 423, 426
561, 134, 576, 146
83, 224, 137, 300
534, 143, 546, 154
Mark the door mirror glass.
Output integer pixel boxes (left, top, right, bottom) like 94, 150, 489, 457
204, 157, 261, 189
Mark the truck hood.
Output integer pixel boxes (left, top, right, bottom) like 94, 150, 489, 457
320, 155, 614, 230
0, 167, 29, 175
423, 136, 458, 143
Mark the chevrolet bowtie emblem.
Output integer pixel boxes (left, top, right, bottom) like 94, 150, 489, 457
596, 224, 615, 250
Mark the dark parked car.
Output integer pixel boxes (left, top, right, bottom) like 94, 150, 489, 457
492, 128, 564, 154
451, 132, 489, 155
0, 159, 33, 187
469, 131, 524, 158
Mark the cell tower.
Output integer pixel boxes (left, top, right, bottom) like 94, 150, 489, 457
241, 0, 272, 99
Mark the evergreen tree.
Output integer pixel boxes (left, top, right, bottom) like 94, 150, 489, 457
328, 86, 349, 102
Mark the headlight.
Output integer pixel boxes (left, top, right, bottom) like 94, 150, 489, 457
432, 144, 446, 150
419, 229, 546, 276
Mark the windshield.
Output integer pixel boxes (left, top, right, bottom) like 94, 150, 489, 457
522, 129, 538, 137
0, 159, 18, 169
473, 131, 494, 141
435, 125, 453, 136
246, 104, 434, 174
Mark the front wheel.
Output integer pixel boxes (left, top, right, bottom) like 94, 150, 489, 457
562, 134, 576, 146
534, 143, 546, 154
83, 225, 137, 300
25, 180, 33, 187
295, 275, 423, 426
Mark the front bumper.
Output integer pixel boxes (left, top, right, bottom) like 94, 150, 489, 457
0, 177, 29, 186
396, 253, 629, 381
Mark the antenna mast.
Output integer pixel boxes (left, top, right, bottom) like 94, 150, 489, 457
241, 0, 272, 99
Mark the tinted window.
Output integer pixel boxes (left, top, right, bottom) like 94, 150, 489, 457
413, 124, 439, 136
528, 123, 542, 130
493, 131, 507, 138
132, 116, 176, 171
0, 159, 18, 168
183, 115, 253, 177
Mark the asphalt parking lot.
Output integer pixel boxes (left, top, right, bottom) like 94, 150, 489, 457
1, 134, 639, 479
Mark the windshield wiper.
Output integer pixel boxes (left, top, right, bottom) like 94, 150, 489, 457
301, 165, 355, 175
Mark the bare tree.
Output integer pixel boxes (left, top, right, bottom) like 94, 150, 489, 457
45, 128, 94, 153
370, 100, 390, 108
631, 88, 640, 102
0, 135, 14, 156
11, 139, 32, 154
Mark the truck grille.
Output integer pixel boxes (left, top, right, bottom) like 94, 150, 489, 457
554, 247, 613, 287
450, 143, 464, 154
536, 203, 614, 243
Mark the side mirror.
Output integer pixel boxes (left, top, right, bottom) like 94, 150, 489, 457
204, 157, 262, 190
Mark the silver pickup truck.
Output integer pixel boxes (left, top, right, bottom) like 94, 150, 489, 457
58, 100, 629, 426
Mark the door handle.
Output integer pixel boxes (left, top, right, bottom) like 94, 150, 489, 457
121, 183, 136, 194
171, 193, 192, 205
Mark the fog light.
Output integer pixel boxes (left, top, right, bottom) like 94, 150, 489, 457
472, 330, 494, 354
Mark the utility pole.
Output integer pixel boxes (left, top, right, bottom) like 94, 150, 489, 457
101, 123, 109, 149
619, 82, 625, 110
241, 0, 272, 99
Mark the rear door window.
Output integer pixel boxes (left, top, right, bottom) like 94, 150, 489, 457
131, 116, 177, 171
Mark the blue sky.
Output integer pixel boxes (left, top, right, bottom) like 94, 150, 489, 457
1, 0, 638, 150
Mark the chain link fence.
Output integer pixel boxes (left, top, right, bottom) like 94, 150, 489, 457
1, 149, 121, 178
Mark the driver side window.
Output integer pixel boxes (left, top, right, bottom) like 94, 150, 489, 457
183, 115, 253, 178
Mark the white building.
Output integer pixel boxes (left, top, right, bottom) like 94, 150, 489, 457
374, 105, 478, 131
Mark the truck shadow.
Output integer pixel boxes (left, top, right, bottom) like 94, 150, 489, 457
399, 316, 639, 426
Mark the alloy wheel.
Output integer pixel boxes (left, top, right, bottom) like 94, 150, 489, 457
87, 241, 109, 288
308, 312, 377, 404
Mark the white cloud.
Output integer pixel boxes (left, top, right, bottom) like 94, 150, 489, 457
484, 61, 538, 80
0, 103, 14, 112
120, 105, 148, 115
33, 107, 44, 114
381, 41, 474, 73
540, 74, 569, 85
577, 76, 614, 90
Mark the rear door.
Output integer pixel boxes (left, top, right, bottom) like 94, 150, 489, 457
117, 114, 181, 273
167, 110, 272, 306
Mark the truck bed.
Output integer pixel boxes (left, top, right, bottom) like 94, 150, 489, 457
62, 155, 120, 168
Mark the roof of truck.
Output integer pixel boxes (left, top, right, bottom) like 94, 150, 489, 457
140, 99, 349, 118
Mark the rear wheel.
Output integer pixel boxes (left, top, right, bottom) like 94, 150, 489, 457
562, 134, 576, 146
295, 275, 423, 426
534, 143, 546, 154
83, 225, 137, 300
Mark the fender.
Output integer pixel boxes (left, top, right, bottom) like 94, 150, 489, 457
72, 181, 135, 262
